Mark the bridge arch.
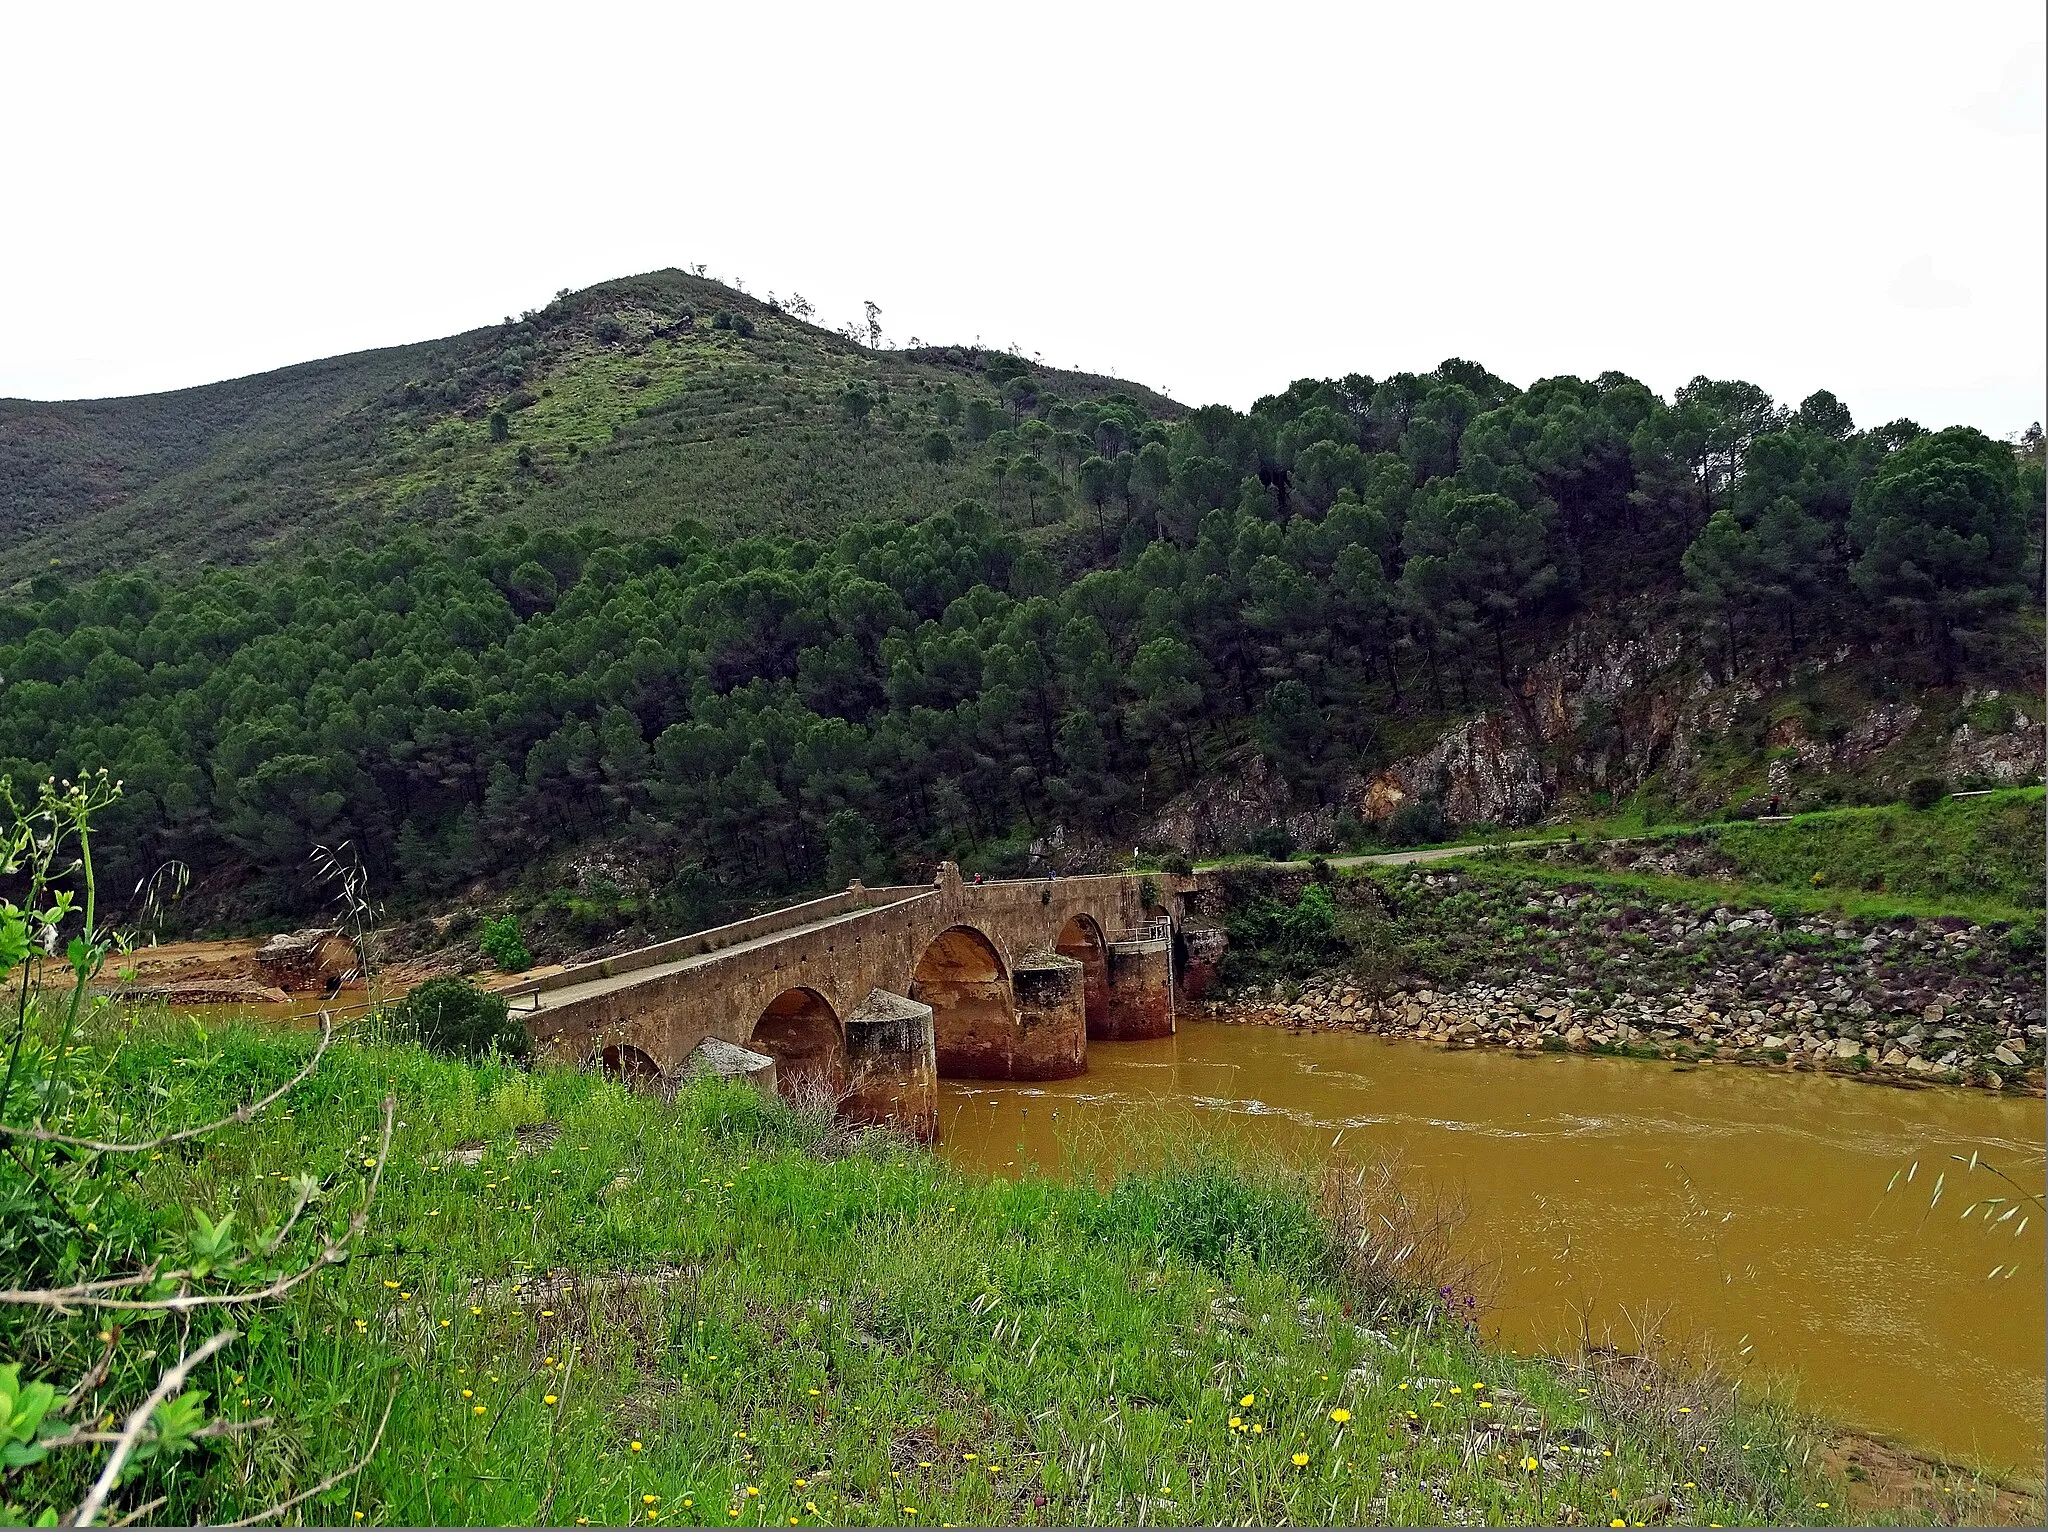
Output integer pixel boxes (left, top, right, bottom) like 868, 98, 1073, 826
1054, 913, 1110, 1035
910, 925, 1014, 1079
596, 1043, 663, 1090
749, 986, 844, 1100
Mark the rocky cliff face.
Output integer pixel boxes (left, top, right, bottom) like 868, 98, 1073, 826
1137, 603, 2044, 854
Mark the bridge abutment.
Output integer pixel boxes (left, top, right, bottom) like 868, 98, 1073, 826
1177, 926, 1228, 1002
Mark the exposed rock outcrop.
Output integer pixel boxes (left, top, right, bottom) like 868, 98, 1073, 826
1134, 601, 2043, 856
1361, 712, 1551, 827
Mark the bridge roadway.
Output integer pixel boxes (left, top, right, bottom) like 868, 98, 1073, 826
502, 862, 1203, 1140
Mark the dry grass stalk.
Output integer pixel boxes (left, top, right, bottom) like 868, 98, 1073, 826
1317, 1152, 1494, 1323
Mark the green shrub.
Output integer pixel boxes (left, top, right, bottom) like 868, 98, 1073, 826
1387, 796, 1452, 846
1162, 850, 1193, 876
1090, 1162, 1327, 1278
1247, 824, 1296, 861
478, 914, 531, 970
1223, 882, 1351, 981
1903, 776, 1946, 810
393, 977, 529, 1061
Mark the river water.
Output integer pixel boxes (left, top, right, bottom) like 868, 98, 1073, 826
935, 1021, 2045, 1471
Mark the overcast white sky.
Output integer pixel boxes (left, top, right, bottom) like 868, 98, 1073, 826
5, 2, 2043, 434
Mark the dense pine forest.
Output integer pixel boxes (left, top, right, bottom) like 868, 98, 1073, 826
0, 273, 2041, 928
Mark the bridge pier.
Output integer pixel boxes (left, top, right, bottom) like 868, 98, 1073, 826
1010, 951, 1088, 1080
1099, 934, 1175, 1040
841, 988, 937, 1142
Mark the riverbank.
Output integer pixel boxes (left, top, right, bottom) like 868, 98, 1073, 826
1203, 976, 2047, 1096
2, 1010, 1940, 1528
1202, 857, 2045, 1096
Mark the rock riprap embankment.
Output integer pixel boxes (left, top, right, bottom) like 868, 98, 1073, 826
1210, 868, 2044, 1093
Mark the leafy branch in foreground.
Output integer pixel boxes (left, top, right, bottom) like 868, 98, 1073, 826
0, 775, 394, 1526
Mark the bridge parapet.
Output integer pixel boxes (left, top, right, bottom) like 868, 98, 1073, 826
502, 882, 931, 1006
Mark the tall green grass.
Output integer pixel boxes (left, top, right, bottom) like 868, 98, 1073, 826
1703, 789, 2043, 915
4, 1013, 1866, 1526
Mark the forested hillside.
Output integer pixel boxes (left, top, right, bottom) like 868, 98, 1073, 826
0, 270, 1178, 583
0, 274, 2041, 930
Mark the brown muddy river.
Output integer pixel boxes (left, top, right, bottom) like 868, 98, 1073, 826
936, 1021, 2045, 1471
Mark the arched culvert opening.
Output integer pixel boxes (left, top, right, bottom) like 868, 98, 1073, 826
910, 925, 1014, 1079
1055, 914, 1111, 1037
749, 987, 845, 1102
598, 1043, 664, 1091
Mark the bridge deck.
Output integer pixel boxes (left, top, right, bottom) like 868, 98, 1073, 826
513, 892, 934, 1016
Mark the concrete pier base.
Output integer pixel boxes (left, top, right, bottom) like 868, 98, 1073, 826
842, 987, 937, 1141
684, 1037, 778, 1096
1102, 936, 1175, 1040
1011, 950, 1088, 1079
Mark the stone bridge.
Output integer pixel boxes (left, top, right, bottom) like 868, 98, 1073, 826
505, 862, 1222, 1140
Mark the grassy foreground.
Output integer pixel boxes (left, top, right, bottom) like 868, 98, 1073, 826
8, 1014, 1861, 1526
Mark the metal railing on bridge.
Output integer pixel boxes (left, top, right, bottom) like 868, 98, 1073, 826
1112, 918, 1173, 946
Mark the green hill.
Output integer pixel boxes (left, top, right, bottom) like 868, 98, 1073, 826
0, 272, 2039, 932
0, 270, 1180, 584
